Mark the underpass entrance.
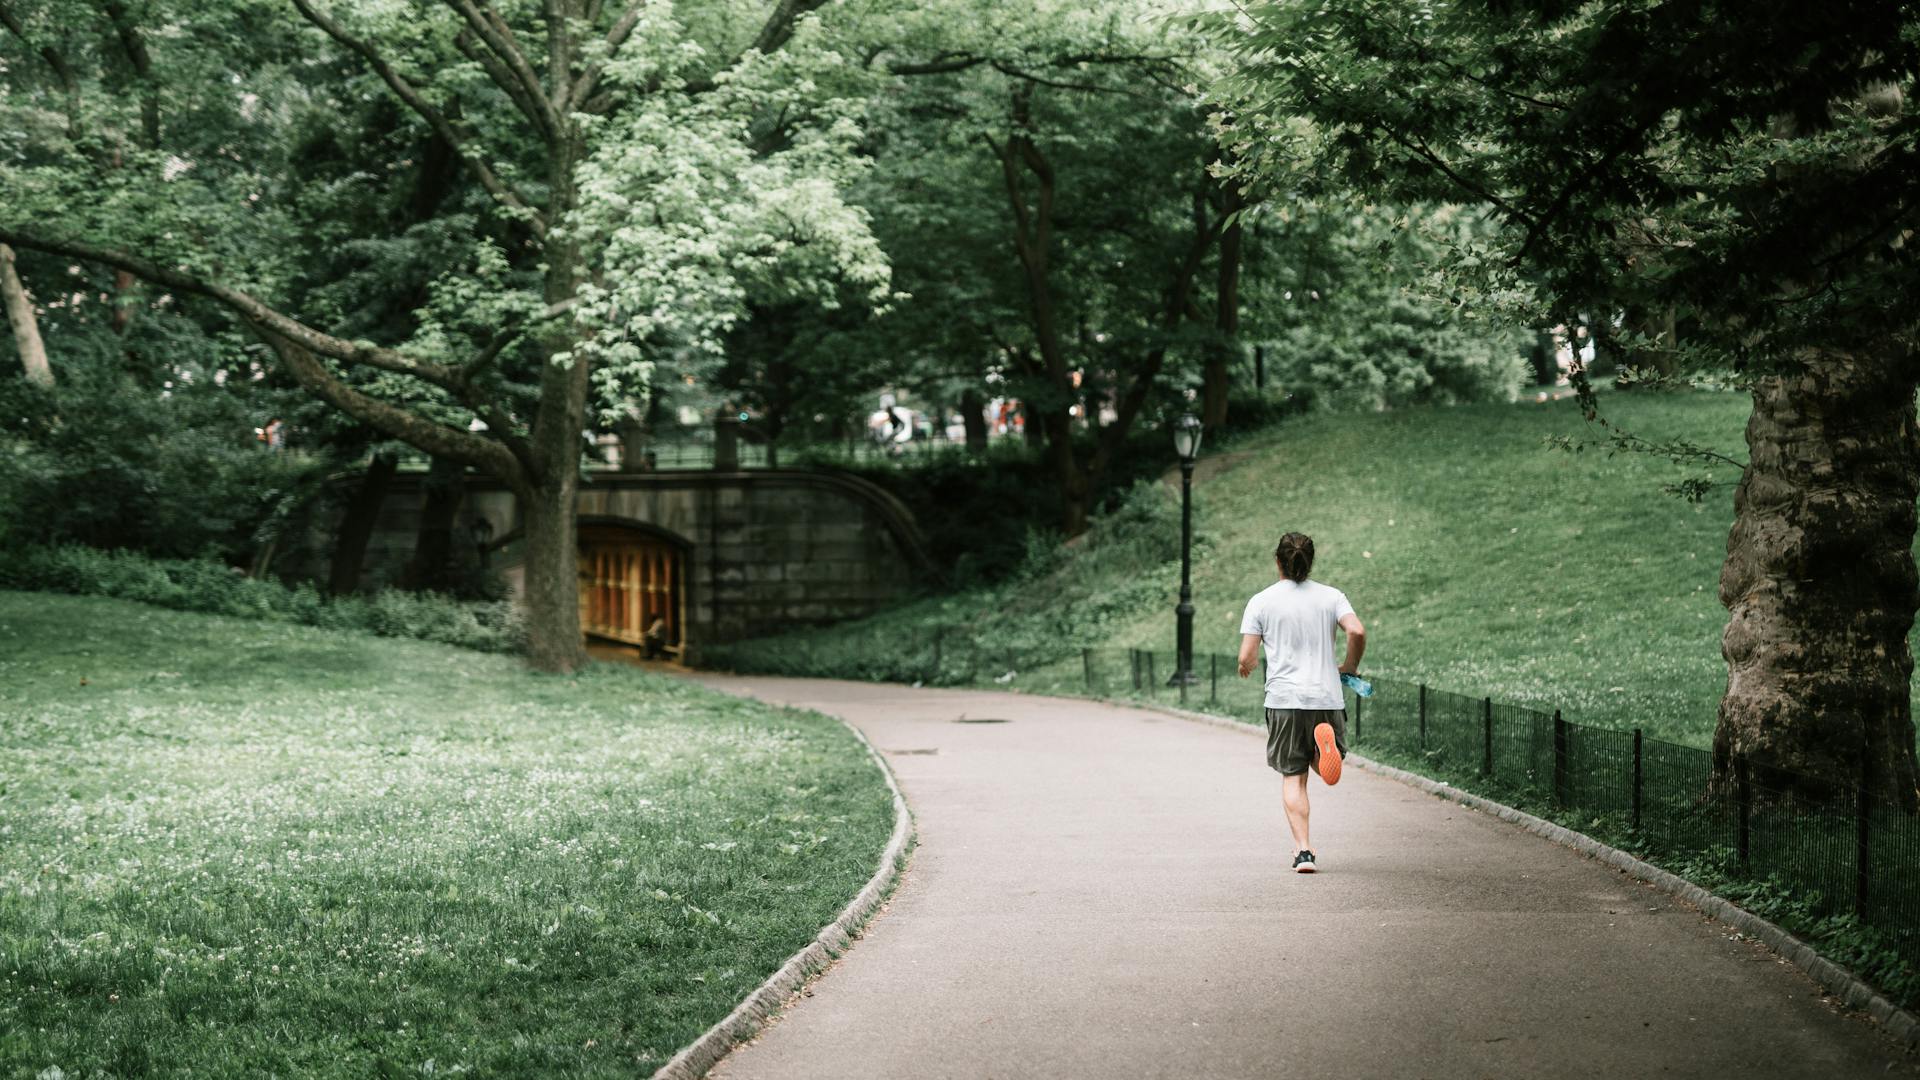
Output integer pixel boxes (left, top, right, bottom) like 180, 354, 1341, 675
578, 523, 686, 660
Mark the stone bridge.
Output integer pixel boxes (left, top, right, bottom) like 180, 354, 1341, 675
334, 467, 934, 661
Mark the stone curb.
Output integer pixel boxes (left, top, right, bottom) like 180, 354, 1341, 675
651, 714, 914, 1080
1130, 696, 1920, 1051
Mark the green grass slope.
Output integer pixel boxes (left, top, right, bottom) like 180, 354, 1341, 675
740, 391, 1794, 747
0, 593, 893, 1078
1123, 390, 1752, 744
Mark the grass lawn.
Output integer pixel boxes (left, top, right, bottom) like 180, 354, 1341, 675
716, 389, 1893, 749
1121, 389, 1754, 745
0, 592, 895, 1078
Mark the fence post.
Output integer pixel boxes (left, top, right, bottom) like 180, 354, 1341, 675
931, 630, 942, 680
1631, 728, 1643, 831
1418, 684, 1428, 750
1145, 652, 1156, 690
1552, 710, 1569, 808
1857, 749, 1873, 917
1482, 697, 1493, 776
1209, 654, 1218, 704
1735, 755, 1751, 865
1083, 648, 1093, 691
1131, 650, 1141, 691
1352, 688, 1362, 744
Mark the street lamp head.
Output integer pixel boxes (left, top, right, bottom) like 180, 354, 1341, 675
1172, 413, 1203, 462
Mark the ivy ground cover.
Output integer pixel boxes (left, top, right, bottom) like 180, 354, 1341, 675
0, 592, 893, 1078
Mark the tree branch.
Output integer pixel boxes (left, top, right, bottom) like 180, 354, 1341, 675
442, 0, 561, 142
455, 27, 546, 130
98, 0, 159, 146
545, 0, 572, 114
0, 0, 82, 135
748, 0, 828, 57
1, 226, 535, 483
260, 328, 527, 487
291, 0, 549, 237
566, 1, 644, 112
0, 227, 477, 392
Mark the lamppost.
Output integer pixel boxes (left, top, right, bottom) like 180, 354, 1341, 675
1170, 413, 1203, 686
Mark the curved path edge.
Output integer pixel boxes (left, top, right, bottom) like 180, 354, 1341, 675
1132, 697, 1920, 1050
652, 712, 914, 1080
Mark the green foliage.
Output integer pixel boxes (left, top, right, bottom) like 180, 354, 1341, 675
1273, 290, 1528, 410
1251, 206, 1532, 410
0, 545, 524, 654
1211, 0, 1920, 380
0, 354, 326, 561
0, 592, 894, 1077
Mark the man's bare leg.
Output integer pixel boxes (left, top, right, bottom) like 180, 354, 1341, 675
1282, 772, 1312, 854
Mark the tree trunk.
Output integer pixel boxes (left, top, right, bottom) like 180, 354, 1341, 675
1715, 351, 1920, 810
1032, 405, 1086, 535
1202, 190, 1243, 429
1528, 331, 1557, 385
519, 469, 586, 673
403, 455, 466, 593
961, 388, 989, 451
1023, 408, 1046, 448
329, 452, 399, 595
1, 244, 52, 388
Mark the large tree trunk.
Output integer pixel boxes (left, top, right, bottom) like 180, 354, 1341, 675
403, 455, 466, 593
961, 388, 989, 451
519, 469, 585, 673
1, 244, 52, 388
1715, 350, 1920, 810
520, 167, 591, 673
329, 452, 399, 595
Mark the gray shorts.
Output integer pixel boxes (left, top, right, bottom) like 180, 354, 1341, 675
1265, 708, 1348, 776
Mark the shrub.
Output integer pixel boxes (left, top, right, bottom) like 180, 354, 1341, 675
0, 353, 329, 564
0, 545, 525, 653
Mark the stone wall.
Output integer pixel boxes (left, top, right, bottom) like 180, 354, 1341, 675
315, 467, 932, 658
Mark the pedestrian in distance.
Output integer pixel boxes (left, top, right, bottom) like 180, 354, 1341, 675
1237, 532, 1367, 873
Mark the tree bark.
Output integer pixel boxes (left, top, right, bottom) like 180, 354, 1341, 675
1715, 350, 1920, 810
0, 244, 52, 387
1201, 185, 1243, 429
1043, 408, 1088, 535
518, 466, 585, 673
961, 387, 989, 451
329, 452, 399, 596
403, 455, 467, 593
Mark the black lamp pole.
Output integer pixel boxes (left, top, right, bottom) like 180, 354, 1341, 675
1171, 413, 1202, 686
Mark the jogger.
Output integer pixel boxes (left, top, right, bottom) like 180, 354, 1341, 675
1238, 532, 1366, 872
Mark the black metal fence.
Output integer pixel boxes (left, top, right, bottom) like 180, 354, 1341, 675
701, 630, 1920, 986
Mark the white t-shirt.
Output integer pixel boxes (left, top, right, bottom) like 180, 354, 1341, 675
1239, 578, 1355, 710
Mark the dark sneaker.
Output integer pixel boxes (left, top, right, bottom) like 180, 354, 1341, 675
1293, 849, 1317, 874
1313, 722, 1343, 786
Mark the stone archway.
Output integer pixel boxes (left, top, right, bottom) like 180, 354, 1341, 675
577, 521, 689, 660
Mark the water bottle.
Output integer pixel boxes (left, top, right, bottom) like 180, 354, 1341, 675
1340, 672, 1373, 698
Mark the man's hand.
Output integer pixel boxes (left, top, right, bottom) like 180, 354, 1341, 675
1237, 633, 1261, 678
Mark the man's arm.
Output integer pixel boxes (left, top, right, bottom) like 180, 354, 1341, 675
1337, 612, 1366, 675
1237, 633, 1262, 678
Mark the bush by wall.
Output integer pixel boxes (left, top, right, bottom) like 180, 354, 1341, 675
0, 545, 524, 654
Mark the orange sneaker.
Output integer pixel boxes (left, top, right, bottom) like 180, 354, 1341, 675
1313, 722, 1343, 786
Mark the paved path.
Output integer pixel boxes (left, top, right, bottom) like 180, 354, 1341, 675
690, 676, 1915, 1079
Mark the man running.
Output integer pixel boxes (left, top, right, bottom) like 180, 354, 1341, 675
1237, 532, 1366, 873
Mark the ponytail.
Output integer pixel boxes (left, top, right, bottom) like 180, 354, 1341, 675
1274, 532, 1315, 583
